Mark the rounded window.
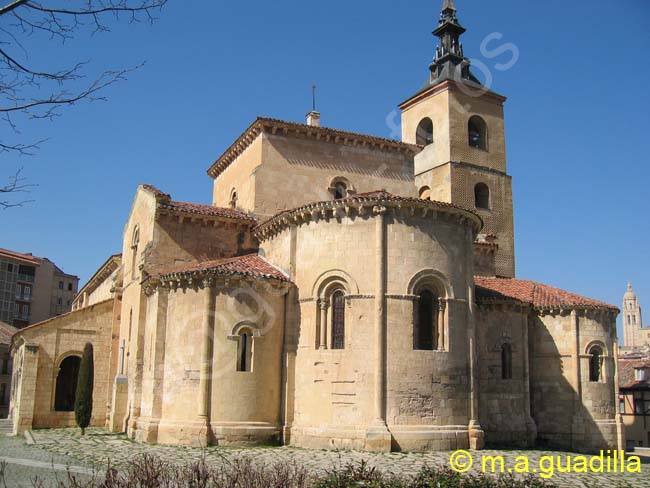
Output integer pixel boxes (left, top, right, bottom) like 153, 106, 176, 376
468, 115, 488, 150
416, 118, 434, 146
474, 183, 490, 210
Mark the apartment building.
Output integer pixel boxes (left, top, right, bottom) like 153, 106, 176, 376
0, 248, 79, 328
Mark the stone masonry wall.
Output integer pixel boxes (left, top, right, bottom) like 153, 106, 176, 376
11, 299, 114, 431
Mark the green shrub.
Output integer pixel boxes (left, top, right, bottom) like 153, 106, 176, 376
74, 343, 94, 435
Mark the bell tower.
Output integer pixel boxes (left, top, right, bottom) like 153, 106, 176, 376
399, 0, 515, 277
623, 283, 646, 350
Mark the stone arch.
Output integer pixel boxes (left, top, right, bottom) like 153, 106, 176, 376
229, 320, 262, 338
474, 182, 490, 210
406, 269, 453, 299
229, 187, 238, 209
408, 270, 453, 351
418, 186, 432, 200
54, 352, 82, 412
585, 340, 608, 357
468, 115, 488, 150
311, 271, 355, 350
311, 269, 359, 298
228, 321, 262, 373
328, 176, 355, 200
586, 340, 607, 383
416, 117, 434, 146
130, 225, 140, 281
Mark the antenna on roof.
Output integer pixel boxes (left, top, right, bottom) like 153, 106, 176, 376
306, 84, 321, 127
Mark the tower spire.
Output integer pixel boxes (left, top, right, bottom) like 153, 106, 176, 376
426, 0, 479, 88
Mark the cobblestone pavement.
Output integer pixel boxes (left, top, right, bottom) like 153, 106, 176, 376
0, 434, 96, 487
13, 428, 649, 487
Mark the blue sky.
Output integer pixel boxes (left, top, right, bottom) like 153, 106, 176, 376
2, 0, 649, 338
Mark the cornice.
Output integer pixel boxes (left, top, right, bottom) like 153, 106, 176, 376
253, 193, 483, 241
206, 117, 421, 179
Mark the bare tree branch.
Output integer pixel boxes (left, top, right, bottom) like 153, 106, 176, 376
1, 167, 35, 209
0, 0, 28, 17
0, 0, 168, 207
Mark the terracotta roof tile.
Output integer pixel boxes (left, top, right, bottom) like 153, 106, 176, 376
140, 183, 256, 222
475, 276, 618, 311
619, 356, 650, 390
156, 254, 290, 283
159, 200, 257, 222
141, 184, 171, 200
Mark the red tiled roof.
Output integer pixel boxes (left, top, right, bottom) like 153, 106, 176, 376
140, 183, 256, 222
156, 254, 290, 283
0, 248, 40, 266
159, 200, 256, 222
141, 184, 171, 200
619, 356, 650, 390
474, 276, 618, 311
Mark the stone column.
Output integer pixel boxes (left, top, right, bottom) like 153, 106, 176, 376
365, 206, 391, 452
521, 309, 537, 445
613, 337, 625, 451
198, 282, 216, 422
319, 300, 328, 349
437, 298, 446, 350
281, 286, 297, 444
570, 309, 584, 450
12, 344, 39, 435
467, 283, 485, 450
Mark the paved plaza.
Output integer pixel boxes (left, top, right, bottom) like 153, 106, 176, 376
0, 429, 648, 487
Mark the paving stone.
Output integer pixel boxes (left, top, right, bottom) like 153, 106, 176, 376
14, 428, 648, 488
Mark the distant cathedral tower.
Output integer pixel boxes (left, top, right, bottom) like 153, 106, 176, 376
399, 0, 515, 277
623, 283, 648, 350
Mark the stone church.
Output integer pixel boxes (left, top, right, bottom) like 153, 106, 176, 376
9, 1, 623, 453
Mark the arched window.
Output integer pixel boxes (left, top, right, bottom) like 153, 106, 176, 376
237, 329, 253, 372
419, 186, 432, 201
131, 226, 140, 281
54, 355, 81, 411
474, 183, 490, 210
414, 288, 439, 350
229, 188, 238, 209
468, 115, 488, 150
331, 290, 345, 349
501, 343, 512, 379
416, 117, 434, 146
334, 182, 347, 200
329, 177, 354, 200
589, 345, 603, 382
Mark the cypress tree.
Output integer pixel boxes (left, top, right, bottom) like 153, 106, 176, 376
74, 342, 94, 435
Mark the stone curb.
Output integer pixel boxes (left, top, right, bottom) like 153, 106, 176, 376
24, 430, 35, 445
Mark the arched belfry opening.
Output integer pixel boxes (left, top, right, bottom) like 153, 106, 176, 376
416, 117, 434, 146
468, 115, 488, 150
474, 183, 490, 210
54, 355, 81, 411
